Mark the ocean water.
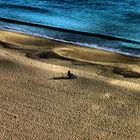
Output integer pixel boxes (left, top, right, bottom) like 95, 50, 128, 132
0, 0, 140, 56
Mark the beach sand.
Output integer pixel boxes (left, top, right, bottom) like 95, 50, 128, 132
0, 30, 140, 140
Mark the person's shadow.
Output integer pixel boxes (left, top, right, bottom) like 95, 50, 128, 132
51, 76, 69, 80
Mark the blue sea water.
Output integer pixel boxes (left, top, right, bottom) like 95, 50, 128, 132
0, 0, 140, 56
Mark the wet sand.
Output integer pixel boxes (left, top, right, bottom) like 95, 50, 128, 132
0, 30, 140, 140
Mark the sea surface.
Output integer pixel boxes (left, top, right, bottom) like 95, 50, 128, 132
0, 0, 140, 57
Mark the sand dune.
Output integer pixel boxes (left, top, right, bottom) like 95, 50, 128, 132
0, 30, 140, 140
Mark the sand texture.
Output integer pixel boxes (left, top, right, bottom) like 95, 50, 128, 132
0, 30, 140, 140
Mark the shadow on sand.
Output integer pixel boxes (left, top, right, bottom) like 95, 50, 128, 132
51, 76, 70, 80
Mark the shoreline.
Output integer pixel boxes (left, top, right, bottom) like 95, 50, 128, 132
1, 27, 140, 58
1, 17, 140, 44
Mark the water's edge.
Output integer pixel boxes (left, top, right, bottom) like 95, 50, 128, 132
1, 17, 140, 45
1, 17, 140, 58
1, 28, 140, 59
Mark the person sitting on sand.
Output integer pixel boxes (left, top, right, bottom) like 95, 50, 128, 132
67, 70, 77, 79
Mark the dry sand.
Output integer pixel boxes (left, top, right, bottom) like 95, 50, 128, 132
0, 30, 140, 140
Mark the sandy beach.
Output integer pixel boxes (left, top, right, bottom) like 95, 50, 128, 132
0, 30, 140, 139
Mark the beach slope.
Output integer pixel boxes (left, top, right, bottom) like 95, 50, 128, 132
0, 30, 140, 140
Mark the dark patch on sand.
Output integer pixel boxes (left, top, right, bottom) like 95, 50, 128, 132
0, 41, 12, 48
51, 76, 70, 80
113, 67, 140, 78
0, 59, 18, 70
39, 51, 68, 60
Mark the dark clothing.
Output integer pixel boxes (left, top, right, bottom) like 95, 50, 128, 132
67, 71, 76, 79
